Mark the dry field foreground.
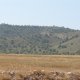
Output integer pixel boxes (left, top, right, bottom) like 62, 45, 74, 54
0, 54, 80, 72
0, 54, 80, 79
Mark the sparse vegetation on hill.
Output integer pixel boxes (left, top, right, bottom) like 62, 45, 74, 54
0, 23, 80, 54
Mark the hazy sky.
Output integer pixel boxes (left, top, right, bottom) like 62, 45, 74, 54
0, 0, 80, 29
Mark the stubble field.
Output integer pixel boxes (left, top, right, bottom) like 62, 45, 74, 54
0, 54, 80, 72
0, 54, 80, 79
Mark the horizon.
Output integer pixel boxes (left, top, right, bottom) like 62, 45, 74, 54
0, 0, 80, 30
0, 23, 79, 30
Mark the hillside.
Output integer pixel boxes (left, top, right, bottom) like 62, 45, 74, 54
0, 23, 80, 54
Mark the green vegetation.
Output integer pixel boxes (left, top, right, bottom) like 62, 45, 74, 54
0, 23, 80, 54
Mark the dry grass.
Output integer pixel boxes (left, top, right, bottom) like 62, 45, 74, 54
0, 54, 80, 72
0, 54, 80, 79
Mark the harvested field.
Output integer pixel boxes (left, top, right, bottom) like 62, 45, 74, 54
0, 54, 80, 79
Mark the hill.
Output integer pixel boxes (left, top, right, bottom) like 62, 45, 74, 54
0, 23, 80, 54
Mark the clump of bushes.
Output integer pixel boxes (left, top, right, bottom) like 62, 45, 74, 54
2, 70, 80, 80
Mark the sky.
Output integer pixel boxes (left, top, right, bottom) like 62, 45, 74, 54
0, 0, 80, 30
